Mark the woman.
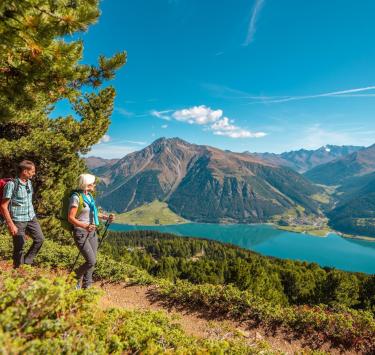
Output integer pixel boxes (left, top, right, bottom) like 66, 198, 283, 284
68, 173, 114, 289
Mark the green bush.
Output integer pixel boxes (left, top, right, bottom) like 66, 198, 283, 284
157, 280, 375, 352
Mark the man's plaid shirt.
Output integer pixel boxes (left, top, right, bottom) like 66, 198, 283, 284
3, 179, 36, 222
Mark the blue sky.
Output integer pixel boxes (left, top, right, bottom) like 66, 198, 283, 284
54, 0, 375, 158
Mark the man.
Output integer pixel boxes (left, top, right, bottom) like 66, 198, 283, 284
0, 160, 44, 268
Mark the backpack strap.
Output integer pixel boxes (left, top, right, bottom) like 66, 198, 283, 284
8, 178, 18, 207
10, 178, 27, 197
26, 179, 32, 194
71, 191, 84, 217
2, 179, 19, 221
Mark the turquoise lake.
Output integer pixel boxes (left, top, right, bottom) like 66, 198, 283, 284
109, 223, 375, 274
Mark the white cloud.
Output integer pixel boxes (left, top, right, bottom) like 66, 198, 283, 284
153, 104, 266, 139
203, 83, 375, 105
249, 85, 375, 104
115, 107, 134, 117
121, 140, 147, 145
243, 0, 265, 46
150, 110, 172, 121
98, 134, 111, 144
211, 117, 266, 138
172, 105, 223, 125
161, 124, 168, 129
88, 137, 147, 158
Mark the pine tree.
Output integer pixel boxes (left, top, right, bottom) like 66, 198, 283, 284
0, 0, 126, 240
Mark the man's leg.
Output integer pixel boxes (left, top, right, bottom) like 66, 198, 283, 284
12, 222, 27, 268
24, 217, 45, 265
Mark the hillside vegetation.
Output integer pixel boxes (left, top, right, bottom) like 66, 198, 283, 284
105, 230, 375, 310
0, 231, 374, 353
0, 267, 269, 354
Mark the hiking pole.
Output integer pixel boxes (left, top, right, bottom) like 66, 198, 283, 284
97, 218, 111, 250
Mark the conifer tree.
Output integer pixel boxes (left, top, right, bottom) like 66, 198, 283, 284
0, 0, 126, 240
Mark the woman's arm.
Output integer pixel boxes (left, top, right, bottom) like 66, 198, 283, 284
68, 206, 94, 231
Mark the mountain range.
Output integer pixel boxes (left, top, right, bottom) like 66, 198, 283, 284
92, 138, 322, 224
249, 145, 364, 173
87, 138, 375, 237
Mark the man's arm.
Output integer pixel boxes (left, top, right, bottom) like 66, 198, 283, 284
0, 199, 17, 236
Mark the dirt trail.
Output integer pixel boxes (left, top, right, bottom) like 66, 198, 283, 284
97, 281, 353, 355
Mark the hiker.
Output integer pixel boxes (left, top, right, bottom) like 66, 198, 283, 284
0, 160, 45, 268
68, 173, 114, 289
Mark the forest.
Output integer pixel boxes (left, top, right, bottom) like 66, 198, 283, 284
103, 230, 375, 310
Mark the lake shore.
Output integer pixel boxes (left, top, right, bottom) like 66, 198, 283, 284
334, 231, 375, 242
272, 224, 375, 241
273, 225, 330, 237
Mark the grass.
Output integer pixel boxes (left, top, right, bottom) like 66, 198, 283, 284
311, 193, 331, 204
115, 200, 188, 225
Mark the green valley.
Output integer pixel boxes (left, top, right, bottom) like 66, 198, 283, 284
115, 200, 188, 225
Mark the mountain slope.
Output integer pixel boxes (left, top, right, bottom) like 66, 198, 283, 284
85, 156, 119, 170
96, 138, 322, 223
328, 177, 375, 237
303, 144, 375, 237
97, 138, 204, 212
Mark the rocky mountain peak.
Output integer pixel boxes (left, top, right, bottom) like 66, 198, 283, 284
94, 138, 321, 222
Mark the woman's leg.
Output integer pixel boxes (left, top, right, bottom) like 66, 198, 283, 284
74, 231, 96, 287
81, 232, 98, 288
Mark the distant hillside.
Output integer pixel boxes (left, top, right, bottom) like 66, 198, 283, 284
328, 177, 375, 237
304, 144, 375, 237
85, 156, 119, 170
249, 145, 364, 173
304, 144, 375, 186
115, 200, 187, 225
95, 137, 322, 224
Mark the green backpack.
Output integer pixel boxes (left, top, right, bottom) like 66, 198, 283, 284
60, 190, 85, 232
